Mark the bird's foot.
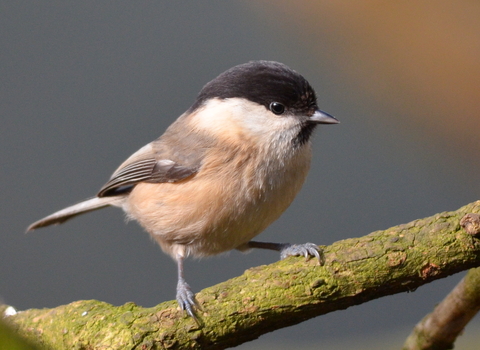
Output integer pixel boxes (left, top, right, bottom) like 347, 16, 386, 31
176, 278, 199, 321
279, 242, 324, 264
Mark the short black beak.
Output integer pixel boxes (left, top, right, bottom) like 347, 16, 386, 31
309, 110, 340, 124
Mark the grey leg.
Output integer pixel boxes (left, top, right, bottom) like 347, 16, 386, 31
175, 253, 198, 320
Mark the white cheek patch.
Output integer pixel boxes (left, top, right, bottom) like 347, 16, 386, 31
189, 99, 244, 139
190, 98, 301, 145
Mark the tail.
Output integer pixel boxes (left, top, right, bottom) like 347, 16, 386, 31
27, 196, 124, 232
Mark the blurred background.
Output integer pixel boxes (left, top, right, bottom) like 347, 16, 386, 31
2, 1, 480, 349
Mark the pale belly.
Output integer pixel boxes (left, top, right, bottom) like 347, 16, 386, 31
125, 148, 311, 258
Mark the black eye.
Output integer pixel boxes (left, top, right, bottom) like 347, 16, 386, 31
269, 102, 285, 115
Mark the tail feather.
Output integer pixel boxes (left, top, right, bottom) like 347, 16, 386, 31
27, 196, 124, 232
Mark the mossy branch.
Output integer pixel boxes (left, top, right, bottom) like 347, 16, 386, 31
403, 266, 480, 350
5, 201, 480, 350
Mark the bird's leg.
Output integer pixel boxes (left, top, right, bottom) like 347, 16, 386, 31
175, 253, 198, 320
244, 241, 324, 264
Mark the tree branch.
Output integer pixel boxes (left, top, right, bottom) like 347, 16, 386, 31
403, 267, 480, 350
5, 201, 480, 350
402, 213, 480, 350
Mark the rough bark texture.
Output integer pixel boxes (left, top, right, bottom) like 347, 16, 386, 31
5, 201, 480, 350
403, 266, 480, 350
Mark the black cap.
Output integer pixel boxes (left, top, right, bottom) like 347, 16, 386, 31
190, 61, 318, 116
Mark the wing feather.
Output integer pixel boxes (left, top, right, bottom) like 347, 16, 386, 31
98, 141, 202, 197
98, 113, 211, 197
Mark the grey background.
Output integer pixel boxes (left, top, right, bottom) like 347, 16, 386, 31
2, 2, 479, 349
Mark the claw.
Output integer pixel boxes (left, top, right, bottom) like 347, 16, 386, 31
280, 243, 324, 264
176, 277, 199, 321
175, 253, 202, 323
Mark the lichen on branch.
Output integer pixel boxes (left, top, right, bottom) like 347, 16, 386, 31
5, 201, 480, 350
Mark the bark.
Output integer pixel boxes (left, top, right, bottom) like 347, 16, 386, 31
5, 200, 480, 350
403, 267, 480, 350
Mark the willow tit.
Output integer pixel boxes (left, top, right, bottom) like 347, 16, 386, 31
28, 60, 339, 318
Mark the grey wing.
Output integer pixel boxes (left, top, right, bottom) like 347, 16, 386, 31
98, 142, 200, 197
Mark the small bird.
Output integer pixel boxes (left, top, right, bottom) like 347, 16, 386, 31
27, 61, 339, 318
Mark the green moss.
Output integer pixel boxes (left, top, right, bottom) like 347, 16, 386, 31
6, 201, 480, 349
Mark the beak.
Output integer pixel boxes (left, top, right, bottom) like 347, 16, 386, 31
309, 110, 340, 124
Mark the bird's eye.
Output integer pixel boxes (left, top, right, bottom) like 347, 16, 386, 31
269, 102, 285, 115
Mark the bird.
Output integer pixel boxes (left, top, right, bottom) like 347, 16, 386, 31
27, 60, 339, 318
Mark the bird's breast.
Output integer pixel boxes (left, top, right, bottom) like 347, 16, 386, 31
126, 141, 312, 259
